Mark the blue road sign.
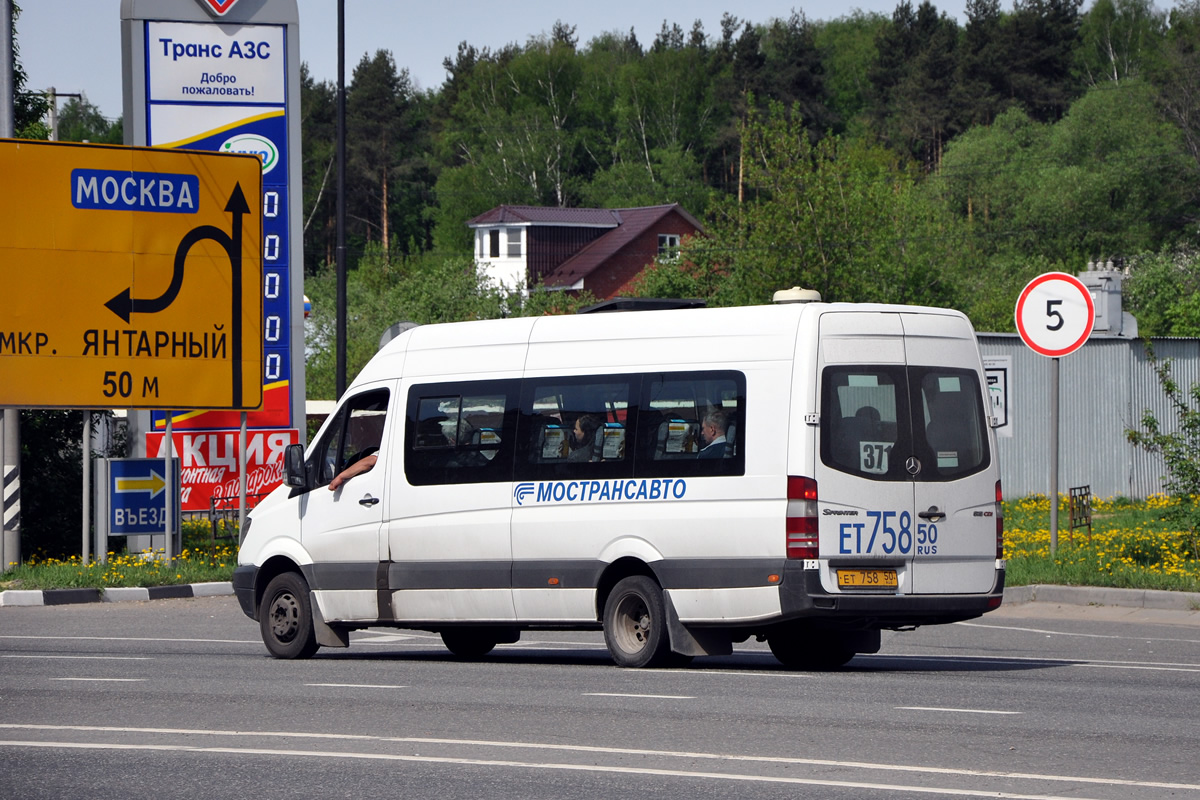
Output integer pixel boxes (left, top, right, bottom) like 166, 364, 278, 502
108, 458, 180, 535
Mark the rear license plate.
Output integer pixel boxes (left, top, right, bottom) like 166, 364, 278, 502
837, 569, 898, 589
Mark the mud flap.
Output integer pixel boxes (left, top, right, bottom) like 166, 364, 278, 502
663, 591, 732, 657
311, 599, 350, 648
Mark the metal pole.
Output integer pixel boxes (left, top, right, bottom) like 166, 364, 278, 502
1050, 356, 1059, 556
238, 412, 247, 543
0, 413, 4, 573
82, 412, 91, 565
1, 0, 15, 574
2, 410, 18, 569
335, 0, 347, 399
1, 0, 12, 137
164, 417, 173, 562
47, 86, 56, 140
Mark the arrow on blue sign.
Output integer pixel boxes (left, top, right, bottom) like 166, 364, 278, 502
115, 470, 167, 498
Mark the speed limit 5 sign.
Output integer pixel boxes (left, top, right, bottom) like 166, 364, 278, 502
1014, 272, 1096, 357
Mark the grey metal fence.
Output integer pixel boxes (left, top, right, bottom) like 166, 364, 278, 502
978, 334, 1200, 500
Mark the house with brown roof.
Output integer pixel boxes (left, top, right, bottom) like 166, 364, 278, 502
467, 203, 705, 299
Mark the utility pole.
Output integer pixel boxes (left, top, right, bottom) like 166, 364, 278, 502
45, 87, 82, 142
335, 0, 347, 399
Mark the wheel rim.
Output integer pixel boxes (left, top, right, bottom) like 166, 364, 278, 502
266, 590, 300, 643
612, 592, 652, 655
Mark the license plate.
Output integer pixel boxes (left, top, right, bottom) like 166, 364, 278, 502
837, 569, 898, 588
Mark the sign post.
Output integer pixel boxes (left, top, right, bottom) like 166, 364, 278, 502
1014, 272, 1096, 555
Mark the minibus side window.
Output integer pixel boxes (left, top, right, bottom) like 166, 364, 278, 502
404, 380, 519, 486
310, 388, 390, 489
636, 371, 745, 479
515, 376, 635, 481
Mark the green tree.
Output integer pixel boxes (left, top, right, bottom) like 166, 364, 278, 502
932, 82, 1193, 266
653, 101, 954, 308
1127, 347, 1200, 536
11, 3, 48, 138
54, 96, 122, 143
304, 247, 594, 399
953, 0, 1013, 128
346, 50, 432, 261
869, 2, 961, 170
1076, 0, 1167, 86
814, 11, 888, 137
998, 0, 1085, 122
1124, 248, 1200, 336
299, 63, 337, 274
1150, 1, 1200, 174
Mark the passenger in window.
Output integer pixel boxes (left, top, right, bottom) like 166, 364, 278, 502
568, 414, 602, 462
329, 451, 378, 491
698, 409, 730, 459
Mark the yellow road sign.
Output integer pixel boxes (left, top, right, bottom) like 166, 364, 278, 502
0, 139, 262, 409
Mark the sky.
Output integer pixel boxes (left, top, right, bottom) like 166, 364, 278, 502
15, 0, 986, 124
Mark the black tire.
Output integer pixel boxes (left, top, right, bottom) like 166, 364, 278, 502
603, 576, 672, 668
259, 572, 320, 659
441, 628, 499, 659
768, 627, 855, 670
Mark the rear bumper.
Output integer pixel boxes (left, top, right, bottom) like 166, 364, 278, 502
777, 561, 1005, 628
232, 565, 259, 620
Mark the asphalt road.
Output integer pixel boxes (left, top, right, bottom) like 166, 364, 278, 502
1, 597, 1198, 799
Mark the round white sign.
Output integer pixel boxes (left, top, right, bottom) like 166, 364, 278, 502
1014, 272, 1095, 357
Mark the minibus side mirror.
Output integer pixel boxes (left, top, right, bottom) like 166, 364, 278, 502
284, 444, 307, 488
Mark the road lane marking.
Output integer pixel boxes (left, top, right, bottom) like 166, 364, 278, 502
0, 739, 1140, 800
3, 724, 1197, 793
0, 635, 257, 644
49, 678, 147, 682
305, 683, 408, 689
957, 621, 1200, 645
896, 706, 1023, 715
0, 655, 151, 660
583, 692, 695, 699
1072, 663, 1200, 674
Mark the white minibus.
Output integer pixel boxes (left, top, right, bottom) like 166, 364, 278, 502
234, 297, 1005, 668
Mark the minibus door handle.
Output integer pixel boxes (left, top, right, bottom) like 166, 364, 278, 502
359, 494, 380, 507
917, 507, 945, 522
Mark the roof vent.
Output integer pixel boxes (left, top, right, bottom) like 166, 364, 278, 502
773, 287, 822, 304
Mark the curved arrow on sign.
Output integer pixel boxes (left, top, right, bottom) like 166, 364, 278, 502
104, 182, 251, 407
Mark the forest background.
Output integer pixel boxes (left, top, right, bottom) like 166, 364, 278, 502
11, 0, 1200, 555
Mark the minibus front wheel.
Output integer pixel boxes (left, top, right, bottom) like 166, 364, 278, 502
603, 576, 672, 668
259, 572, 320, 659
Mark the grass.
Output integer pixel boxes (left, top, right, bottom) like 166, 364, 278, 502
1004, 493, 1200, 593
0, 520, 239, 592
2, 498, 1199, 594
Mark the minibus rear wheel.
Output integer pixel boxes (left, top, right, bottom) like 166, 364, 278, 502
259, 572, 320, 659
603, 576, 671, 668
768, 627, 855, 670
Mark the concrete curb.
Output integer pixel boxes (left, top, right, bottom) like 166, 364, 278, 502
0, 582, 234, 607
1004, 584, 1200, 611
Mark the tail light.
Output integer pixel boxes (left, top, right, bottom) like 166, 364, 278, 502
786, 476, 819, 559
995, 480, 1005, 560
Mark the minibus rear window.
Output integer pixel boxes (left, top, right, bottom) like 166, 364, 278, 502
822, 367, 908, 481
821, 366, 989, 481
